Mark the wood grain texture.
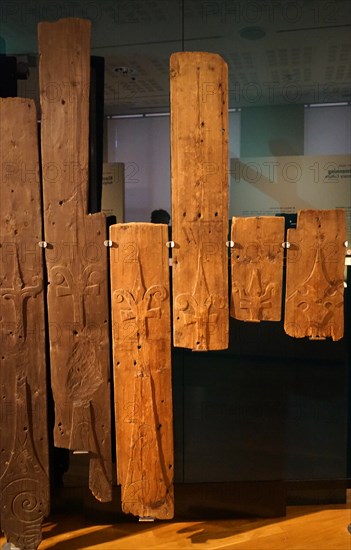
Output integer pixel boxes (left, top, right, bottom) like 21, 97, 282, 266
110, 223, 174, 519
2, 504, 350, 550
230, 216, 285, 322
170, 52, 229, 351
284, 209, 346, 341
38, 18, 112, 502
0, 98, 49, 549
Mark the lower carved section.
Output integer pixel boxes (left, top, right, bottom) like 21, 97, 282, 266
0, 378, 49, 550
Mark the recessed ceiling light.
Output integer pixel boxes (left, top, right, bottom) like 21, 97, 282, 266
239, 27, 266, 40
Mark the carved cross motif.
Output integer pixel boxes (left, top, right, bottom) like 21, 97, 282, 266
0, 248, 42, 343
114, 258, 167, 339
286, 247, 344, 340
50, 265, 102, 325
175, 254, 222, 350
234, 268, 276, 321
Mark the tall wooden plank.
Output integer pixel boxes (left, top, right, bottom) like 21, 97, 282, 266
110, 223, 174, 519
284, 209, 346, 341
170, 52, 229, 351
0, 98, 49, 549
230, 216, 285, 321
38, 18, 112, 501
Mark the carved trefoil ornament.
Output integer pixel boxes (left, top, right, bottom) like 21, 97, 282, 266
230, 216, 285, 322
284, 209, 346, 340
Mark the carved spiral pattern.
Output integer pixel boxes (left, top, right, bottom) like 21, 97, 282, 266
51, 270, 65, 286
2, 478, 46, 524
175, 294, 195, 312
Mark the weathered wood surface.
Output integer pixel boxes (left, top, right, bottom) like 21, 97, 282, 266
170, 52, 229, 351
110, 223, 174, 519
38, 18, 112, 501
0, 98, 49, 549
284, 209, 346, 340
230, 216, 285, 322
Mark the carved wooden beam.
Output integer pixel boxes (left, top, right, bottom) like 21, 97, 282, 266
284, 209, 346, 340
230, 216, 285, 322
170, 52, 229, 351
110, 223, 174, 519
0, 98, 50, 549
38, 18, 112, 501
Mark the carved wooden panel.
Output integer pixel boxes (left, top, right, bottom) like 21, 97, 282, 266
38, 18, 112, 501
110, 223, 174, 519
170, 52, 229, 351
230, 216, 285, 322
284, 209, 346, 340
0, 98, 49, 549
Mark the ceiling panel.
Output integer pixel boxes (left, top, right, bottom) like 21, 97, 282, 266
1, 0, 350, 114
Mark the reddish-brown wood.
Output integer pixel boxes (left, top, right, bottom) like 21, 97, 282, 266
231, 216, 285, 321
284, 209, 346, 340
170, 52, 229, 351
38, 18, 112, 501
0, 98, 50, 549
110, 223, 174, 519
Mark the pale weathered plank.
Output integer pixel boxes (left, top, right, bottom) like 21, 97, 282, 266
0, 98, 50, 549
170, 52, 229, 351
231, 216, 285, 322
38, 18, 112, 501
284, 209, 346, 340
110, 223, 174, 519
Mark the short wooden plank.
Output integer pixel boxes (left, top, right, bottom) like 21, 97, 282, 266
170, 52, 229, 351
0, 98, 50, 549
284, 209, 346, 341
230, 216, 285, 321
110, 223, 174, 519
38, 18, 112, 501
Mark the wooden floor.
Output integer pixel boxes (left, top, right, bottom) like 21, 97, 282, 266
1, 504, 350, 549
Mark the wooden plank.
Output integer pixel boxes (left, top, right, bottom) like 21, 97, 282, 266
110, 223, 174, 519
230, 216, 285, 321
284, 209, 346, 341
170, 52, 229, 351
0, 98, 49, 549
38, 18, 112, 502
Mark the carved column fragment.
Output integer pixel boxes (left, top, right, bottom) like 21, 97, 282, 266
110, 223, 174, 519
0, 98, 49, 550
230, 216, 285, 322
170, 52, 229, 351
38, 18, 112, 501
284, 209, 346, 340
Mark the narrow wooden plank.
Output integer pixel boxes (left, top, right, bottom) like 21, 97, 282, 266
284, 209, 346, 341
0, 98, 49, 549
110, 223, 174, 519
170, 52, 229, 351
38, 18, 112, 502
230, 216, 285, 321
